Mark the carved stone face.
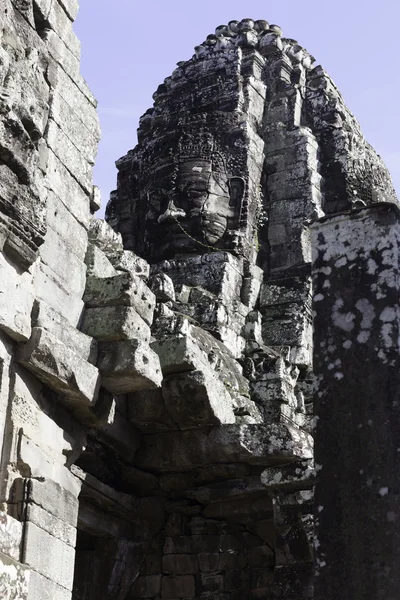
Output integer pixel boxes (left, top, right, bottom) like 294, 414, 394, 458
144, 135, 245, 258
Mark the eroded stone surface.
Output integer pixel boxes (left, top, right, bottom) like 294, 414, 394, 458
0, 7, 398, 600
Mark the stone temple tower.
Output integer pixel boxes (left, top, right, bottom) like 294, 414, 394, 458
0, 7, 399, 600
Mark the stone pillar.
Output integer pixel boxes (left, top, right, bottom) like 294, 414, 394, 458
311, 204, 400, 600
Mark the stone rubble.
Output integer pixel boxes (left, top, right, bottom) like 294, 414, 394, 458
0, 6, 398, 600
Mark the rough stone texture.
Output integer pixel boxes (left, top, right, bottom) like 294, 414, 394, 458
0, 551, 29, 600
312, 205, 400, 600
0, 8, 399, 600
97, 339, 162, 394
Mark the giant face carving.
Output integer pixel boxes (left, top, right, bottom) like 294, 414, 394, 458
143, 132, 245, 259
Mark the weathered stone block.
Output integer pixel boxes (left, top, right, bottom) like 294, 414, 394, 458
0, 513, 22, 561
161, 574, 195, 598
33, 300, 97, 363
155, 252, 243, 299
261, 460, 314, 491
28, 570, 70, 600
152, 334, 208, 375
26, 503, 76, 547
48, 58, 98, 115
262, 304, 312, 355
260, 276, 312, 308
149, 272, 176, 302
35, 0, 79, 55
131, 574, 161, 598
46, 119, 92, 193
23, 521, 75, 590
0, 551, 29, 600
0, 165, 46, 270
84, 272, 156, 325
40, 225, 87, 298
135, 423, 313, 471
85, 243, 118, 278
113, 249, 150, 279
49, 90, 98, 164
0, 253, 34, 341
46, 191, 88, 261
88, 219, 123, 263
57, 0, 79, 21
34, 263, 84, 327
97, 339, 162, 394
46, 150, 91, 228
198, 552, 220, 573
17, 327, 100, 405
162, 370, 236, 430
200, 572, 225, 593
81, 306, 150, 343
241, 263, 263, 309
128, 389, 178, 433
152, 327, 250, 409
17, 438, 81, 497
162, 554, 198, 575
142, 553, 162, 575
46, 28, 80, 81
10, 373, 81, 469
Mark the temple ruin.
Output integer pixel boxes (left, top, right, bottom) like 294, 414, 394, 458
0, 3, 399, 600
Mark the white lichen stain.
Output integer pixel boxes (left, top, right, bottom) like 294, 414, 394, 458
311, 416, 319, 430
314, 294, 324, 302
332, 299, 355, 332
335, 257, 347, 268
381, 323, 393, 348
357, 331, 370, 344
378, 349, 388, 363
380, 307, 397, 322
379, 487, 389, 497
367, 259, 378, 275
318, 505, 324, 512
320, 266, 332, 275
355, 298, 376, 330
381, 248, 394, 265
334, 372, 344, 380
343, 340, 352, 349
367, 478, 373, 487
378, 269, 397, 289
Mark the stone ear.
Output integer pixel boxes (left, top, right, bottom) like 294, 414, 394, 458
228, 177, 245, 206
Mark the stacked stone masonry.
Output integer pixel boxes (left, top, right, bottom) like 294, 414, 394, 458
0, 6, 398, 600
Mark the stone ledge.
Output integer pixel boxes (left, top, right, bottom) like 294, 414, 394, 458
17, 327, 100, 406
97, 339, 162, 394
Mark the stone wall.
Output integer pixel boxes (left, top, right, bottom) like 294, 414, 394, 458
312, 205, 400, 600
0, 8, 398, 600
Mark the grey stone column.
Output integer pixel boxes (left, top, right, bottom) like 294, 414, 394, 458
311, 204, 400, 600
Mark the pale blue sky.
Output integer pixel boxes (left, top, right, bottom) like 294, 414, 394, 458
74, 0, 400, 216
